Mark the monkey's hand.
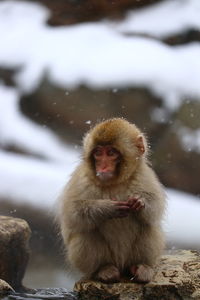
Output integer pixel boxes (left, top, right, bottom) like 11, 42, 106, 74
112, 201, 131, 218
110, 198, 130, 218
127, 197, 145, 212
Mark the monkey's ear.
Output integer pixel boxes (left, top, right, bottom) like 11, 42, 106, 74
136, 135, 145, 154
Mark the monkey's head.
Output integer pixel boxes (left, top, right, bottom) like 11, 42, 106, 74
83, 118, 148, 186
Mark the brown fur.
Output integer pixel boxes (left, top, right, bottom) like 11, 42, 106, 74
58, 118, 165, 281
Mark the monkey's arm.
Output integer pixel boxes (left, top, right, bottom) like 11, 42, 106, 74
62, 197, 130, 232
60, 170, 130, 232
76, 198, 130, 224
128, 191, 165, 225
127, 166, 165, 225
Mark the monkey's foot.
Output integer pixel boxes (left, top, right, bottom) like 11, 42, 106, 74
96, 265, 120, 283
130, 264, 154, 283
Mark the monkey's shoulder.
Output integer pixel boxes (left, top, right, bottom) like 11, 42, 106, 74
134, 163, 164, 194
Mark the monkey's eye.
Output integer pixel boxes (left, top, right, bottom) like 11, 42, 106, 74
107, 148, 119, 157
93, 148, 103, 157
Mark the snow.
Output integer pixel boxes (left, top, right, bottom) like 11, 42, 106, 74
117, 0, 200, 38
0, 84, 80, 208
0, 150, 68, 209
0, 85, 79, 164
0, 0, 200, 111
178, 126, 200, 153
166, 189, 200, 248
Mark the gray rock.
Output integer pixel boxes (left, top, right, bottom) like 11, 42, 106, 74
74, 250, 200, 300
0, 279, 14, 295
0, 216, 31, 291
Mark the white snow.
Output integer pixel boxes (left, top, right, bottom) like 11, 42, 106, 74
0, 85, 79, 164
166, 189, 200, 248
178, 126, 200, 153
0, 84, 80, 208
0, 0, 200, 110
117, 0, 200, 38
0, 150, 68, 209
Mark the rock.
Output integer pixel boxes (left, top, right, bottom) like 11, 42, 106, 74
74, 250, 200, 300
163, 29, 200, 46
0, 201, 63, 266
0, 216, 31, 291
27, 0, 163, 26
0, 68, 17, 87
0, 279, 14, 295
152, 100, 200, 195
20, 82, 163, 144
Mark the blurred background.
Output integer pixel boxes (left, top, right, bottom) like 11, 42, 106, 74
0, 0, 200, 290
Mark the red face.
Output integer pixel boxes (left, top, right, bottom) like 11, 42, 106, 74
93, 145, 120, 181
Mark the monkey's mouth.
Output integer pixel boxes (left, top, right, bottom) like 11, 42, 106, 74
96, 171, 114, 181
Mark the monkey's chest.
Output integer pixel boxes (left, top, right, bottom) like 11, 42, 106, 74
100, 189, 139, 244
99, 217, 140, 266
100, 217, 139, 247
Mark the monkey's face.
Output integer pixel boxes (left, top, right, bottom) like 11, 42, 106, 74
92, 145, 121, 182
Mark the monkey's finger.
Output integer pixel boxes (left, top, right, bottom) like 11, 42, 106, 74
132, 200, 145, 211
116, 205, 130, 211
111, 197, 117, 201
128, 197, 138, 201
115, 201, 130, 206
127, 197, 139, 206
135, 203, 145, 211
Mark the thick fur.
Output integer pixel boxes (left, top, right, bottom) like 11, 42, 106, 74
58, 118, 165, 279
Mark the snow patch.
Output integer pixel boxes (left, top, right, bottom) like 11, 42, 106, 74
0, 85, 79, 164
0, 1, 200, 108
117, 0, 200, 38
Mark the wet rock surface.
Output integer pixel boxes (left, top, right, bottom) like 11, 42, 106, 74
1, 288, 78, 300
74, 250, 200, 300
0, 216, 31, 291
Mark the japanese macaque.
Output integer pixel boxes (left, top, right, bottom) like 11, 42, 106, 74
58, 118, 165, 283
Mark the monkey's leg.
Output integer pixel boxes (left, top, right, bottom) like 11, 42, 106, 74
96, 264, 120, 283
129, 226, 163, 283
68, 231, 117, 280
130, 264, 154, 283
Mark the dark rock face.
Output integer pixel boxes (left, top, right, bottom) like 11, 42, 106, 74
152, 100, 200, 194
20, 83, 163, 144
163, 29, 200, 46
74, 250, 200, 300
26, 0, 163, 26
0, 216, 31, 291
0, 68, 18, 87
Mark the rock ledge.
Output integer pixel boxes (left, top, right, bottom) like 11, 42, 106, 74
74, 250, 200, 300
0, 216, 31, 291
